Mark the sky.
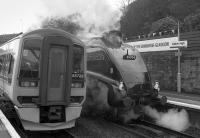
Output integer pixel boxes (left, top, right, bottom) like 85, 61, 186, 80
0, 0, 122, 35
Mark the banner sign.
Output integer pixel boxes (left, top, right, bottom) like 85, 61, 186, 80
126, 37, 181, 52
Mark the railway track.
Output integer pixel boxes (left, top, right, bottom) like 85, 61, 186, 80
9, 119, 28, 138
108, 121, 155, 138
10, 116, 199, 138
65, 130, 79, 138
107, 118, 197, 138
138, 120, 196, 138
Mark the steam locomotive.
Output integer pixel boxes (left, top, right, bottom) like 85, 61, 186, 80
83, 34, 167, 123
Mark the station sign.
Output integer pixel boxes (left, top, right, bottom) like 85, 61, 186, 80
170, 41, 187, 48
125, 37, 179, 52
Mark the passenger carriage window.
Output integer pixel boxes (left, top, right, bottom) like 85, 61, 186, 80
0, 54, 14, 84
19, 39, 42, 87
8, 55, 14, 74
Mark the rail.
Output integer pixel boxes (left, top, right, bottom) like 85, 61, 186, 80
139, 120, 196, 138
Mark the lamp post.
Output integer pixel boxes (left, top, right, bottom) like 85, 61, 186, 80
170, 21, 187, 93
177, 48, 181, 93
177, 21, 181, 93
171, 21, 187, 93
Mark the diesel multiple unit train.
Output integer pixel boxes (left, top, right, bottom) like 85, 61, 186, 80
83, 36, 167, 123
0, 29, 86, 130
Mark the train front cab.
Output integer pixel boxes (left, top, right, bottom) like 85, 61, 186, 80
14, 30, 86, 130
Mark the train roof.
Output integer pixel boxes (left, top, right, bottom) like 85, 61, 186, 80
1, 28, 85, 47
22, 28, 84, 45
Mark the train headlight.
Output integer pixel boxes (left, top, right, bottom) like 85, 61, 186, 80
71, 82, 84, 88
118, 81, 124, 91
19, 81, 38, 87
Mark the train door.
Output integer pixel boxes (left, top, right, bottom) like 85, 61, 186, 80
40, 36, 72, 106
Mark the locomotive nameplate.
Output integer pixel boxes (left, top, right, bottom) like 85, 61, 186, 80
123, 54, 136, 60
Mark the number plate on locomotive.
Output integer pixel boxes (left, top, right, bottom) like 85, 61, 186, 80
123, 55, 136, 60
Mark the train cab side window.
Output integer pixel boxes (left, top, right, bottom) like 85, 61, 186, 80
87, 48, 122, 81
87, 50, 109, 76
87, 49, 113, 79
19, 39, 42, 79
8, 55, 14, 74
7, 54, 14, 84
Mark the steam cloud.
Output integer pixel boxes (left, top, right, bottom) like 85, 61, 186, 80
82, 76, 111, 116
82, 76, 140, 123
40, 0, 122, 38
144, 106, 190, 132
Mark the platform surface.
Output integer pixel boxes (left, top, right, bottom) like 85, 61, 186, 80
159, 90, 200, 109
0, 110, 20, 138
0, 119, 12, 138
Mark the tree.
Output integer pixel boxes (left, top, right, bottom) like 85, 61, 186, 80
120, 0, 200, 37
183, 11, 200, 31
150, 16, 178, 33
120, 0, 134, 16
41, 13, 83, 35
121, 0, 169, 37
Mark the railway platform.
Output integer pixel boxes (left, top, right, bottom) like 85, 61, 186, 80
0, 110, 20, 138
159, 90, 200, 110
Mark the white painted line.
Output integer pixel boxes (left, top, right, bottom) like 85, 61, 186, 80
0, 110, 21, 138
167, 100, 200, 110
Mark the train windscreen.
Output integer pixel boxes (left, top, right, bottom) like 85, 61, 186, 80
19, 39, 42, 87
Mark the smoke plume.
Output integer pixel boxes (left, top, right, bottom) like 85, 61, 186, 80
144, 106, 190, 132
82, 76, 111, 116
82, 75, 140, 122
40, 0, 122, 39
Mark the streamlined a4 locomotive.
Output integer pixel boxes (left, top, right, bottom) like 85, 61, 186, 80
83, 36, 166, 122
